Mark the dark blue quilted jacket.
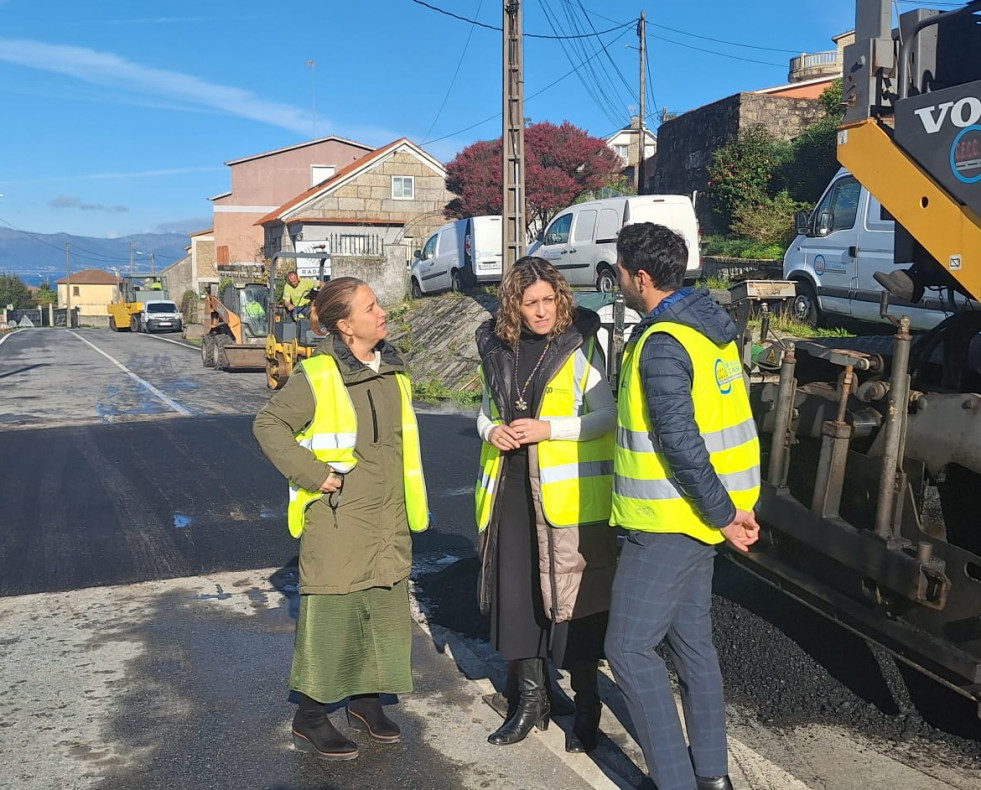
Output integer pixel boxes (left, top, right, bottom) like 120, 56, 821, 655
629, 286, 739, 529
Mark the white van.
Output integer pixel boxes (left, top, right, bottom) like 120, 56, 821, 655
527, 194, 702, 292
410, 215, 503, 296
784, 168, 974, 330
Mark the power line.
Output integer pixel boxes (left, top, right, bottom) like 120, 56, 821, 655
422, 26, 633, 145
648, 22, 804, 54
569, 1, 637, 110
647, 32, 786, 67
424, 0, 484, 140
408, 0, 635, 39
539, 0, 627, 127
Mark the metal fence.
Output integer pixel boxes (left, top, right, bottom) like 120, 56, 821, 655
1, 307, 78, 328
326, 232, 385, 257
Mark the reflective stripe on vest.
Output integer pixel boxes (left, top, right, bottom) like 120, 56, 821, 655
611, 321, 760, 544
287, 355, 429, 538
475, 338, 615, 530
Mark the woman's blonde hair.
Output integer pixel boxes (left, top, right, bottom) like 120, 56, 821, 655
495, 256, 575, 348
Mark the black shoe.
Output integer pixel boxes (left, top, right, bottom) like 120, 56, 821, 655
696, 776, 734, 790
347, 694, 401, 743
292, 705, 358, 761
484, 662, 574, 719
564, 703, 602, 753
488, 658, 550, 745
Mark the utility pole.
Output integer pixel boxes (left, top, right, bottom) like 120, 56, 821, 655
503, 0, 526, 276
150, 252, 156, 276
637, 11, 647, 195
129, 241, 135, 276
65, 242, 71, 325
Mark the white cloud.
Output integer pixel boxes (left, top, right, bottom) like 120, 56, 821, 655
0, 37, 316, 135
5, 166, 224, 185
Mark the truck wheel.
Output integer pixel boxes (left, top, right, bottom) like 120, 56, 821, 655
792, 280, 821, 326
109, 316, 118, 332
451, 270, 462, 293
213, 335, 231, 370
596, 266, 617, 293
201, 335, 216, 367
410, 278, 423, 299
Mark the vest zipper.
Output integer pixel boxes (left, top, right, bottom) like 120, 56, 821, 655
366, 389, 379, 443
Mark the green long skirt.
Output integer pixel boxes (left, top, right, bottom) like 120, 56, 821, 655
289, 579, 413, 704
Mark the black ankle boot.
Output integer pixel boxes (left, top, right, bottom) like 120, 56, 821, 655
488, 658, 550, 745
484, 660, 574, 720
292, 694, 358, 761
695, 776, 733, 790
564, 660, 602, 753
347, 694, 400, 743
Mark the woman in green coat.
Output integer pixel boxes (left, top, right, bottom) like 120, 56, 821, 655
253, 277, 429, 762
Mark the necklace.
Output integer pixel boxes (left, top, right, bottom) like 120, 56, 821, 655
513, 339, 551, 412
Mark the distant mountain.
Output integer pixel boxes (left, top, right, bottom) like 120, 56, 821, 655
0, 228, 191, 287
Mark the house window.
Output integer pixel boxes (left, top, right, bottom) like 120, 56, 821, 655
72, 286, 80, 297
392, 176, 414, 200
614, 144, 629, 163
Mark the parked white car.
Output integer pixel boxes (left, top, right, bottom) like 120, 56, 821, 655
527, 194, 702, 291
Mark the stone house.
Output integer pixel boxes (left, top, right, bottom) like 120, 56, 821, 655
211, 135, 374, 269
606, 117, 658, 192
55, 269, 119, 318
256, 138, 451, 268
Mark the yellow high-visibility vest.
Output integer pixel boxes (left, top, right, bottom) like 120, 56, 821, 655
288, 354, 428, 537
475, 338, 614, 531
612, 321, 760, 544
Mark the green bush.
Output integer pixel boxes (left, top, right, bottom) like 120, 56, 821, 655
730, 190, 808, 248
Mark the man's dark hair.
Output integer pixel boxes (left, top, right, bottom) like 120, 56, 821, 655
616, 223, 688, 291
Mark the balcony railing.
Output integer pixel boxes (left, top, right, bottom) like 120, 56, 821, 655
789, 50, 839, 81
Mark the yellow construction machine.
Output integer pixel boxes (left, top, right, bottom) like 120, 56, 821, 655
107, 275, 168, 331
200, 281, 269, 371
741, 0, 981, 713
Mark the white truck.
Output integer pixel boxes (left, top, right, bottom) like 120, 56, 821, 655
528, 194, 702, 292
410, 215, 503, 296
783, 167, 976, 330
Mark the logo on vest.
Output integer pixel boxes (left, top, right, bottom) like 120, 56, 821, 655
715, 358, 742, 395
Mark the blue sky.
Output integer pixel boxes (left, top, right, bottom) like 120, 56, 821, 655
0, 0, 871, 241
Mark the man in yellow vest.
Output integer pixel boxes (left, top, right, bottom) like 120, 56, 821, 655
605, 223, 761, 790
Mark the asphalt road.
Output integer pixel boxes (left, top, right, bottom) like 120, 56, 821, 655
0, 328, 481, 597
1, 326, 979, 790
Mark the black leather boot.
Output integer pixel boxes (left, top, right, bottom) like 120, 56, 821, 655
484, 660, 574, 719
347, 693, 401, 743
564, 660, 602, 753
291, 693, 358, 761
487, 658, 550, 745
695, 776, 734, 790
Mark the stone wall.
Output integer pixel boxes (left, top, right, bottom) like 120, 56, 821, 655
654, 92, 826, 233
333, 244, 411, 308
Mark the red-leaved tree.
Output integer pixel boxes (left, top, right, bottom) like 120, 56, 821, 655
444, 121, 622, 234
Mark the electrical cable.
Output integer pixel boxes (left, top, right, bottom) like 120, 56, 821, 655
408, 0, 634, 39
647, 32, 786, 67
540, 0, 629, 127
424, 0, 484, 140
422, 26, 633, 145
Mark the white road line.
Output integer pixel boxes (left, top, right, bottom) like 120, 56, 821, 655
69, 331, 193, 416
0, 328, 23, 347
